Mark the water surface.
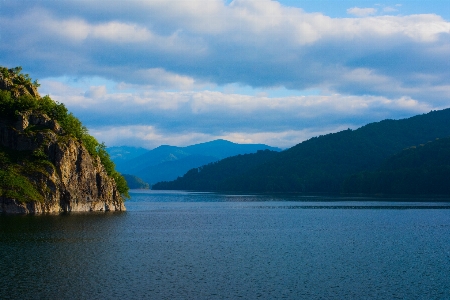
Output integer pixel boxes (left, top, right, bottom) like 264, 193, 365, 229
1, 190, 450, 299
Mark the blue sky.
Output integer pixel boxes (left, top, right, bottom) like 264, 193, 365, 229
1, 0, 449, 148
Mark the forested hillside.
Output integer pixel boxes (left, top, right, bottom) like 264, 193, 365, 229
342, 137, 450, 195
122, 174, 150, 189
153, 109, 450, 195
152, 150, 279, 190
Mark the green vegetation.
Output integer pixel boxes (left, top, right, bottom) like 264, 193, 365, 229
0, 66, 40, 98
342, 138, 450, 195
0, 66, 129, 200
0, 145, 49, 203
152, 150, 279, 190
0, 170, 44, 203
122, 174, 150, 189
153, 109, 450, 196
96, 142, 129, 198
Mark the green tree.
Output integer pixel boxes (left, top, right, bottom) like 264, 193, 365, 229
0, 66, 129, 198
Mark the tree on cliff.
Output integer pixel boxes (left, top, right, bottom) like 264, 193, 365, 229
0, 66, 129, 211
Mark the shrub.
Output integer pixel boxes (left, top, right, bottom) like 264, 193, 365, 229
0, 169, 44, 203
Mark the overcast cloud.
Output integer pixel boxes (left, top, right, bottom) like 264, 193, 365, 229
1, 0, 449, 148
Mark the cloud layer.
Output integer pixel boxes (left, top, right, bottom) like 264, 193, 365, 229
41, 79, 432, 148
1, 0, 449, 148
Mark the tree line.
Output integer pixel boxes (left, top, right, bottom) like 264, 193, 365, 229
153, 109, 450, 197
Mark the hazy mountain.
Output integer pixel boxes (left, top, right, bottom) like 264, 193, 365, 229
111, 139, 281, 186
107, 146, 149, 164
114, 145, 190, 175
137, 154, 219, 185
153, 108, 450, 195
122, 174, 150, 189
182, 139, 280, 158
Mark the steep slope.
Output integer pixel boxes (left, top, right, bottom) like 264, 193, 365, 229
0, 66, 127, 213
154, 109, 450, 193
122, 174, 150, 189
244, 109, 450, 193
342, 137, 450, 195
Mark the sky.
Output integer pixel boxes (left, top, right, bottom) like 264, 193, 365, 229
1, 0, 449, 149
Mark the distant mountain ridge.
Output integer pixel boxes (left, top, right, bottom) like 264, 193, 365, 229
109, 139, 281, 186
153, 108, 450, 196
107, 146, 149, 164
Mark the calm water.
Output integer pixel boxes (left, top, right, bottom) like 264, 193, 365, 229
1, 191, 450, 299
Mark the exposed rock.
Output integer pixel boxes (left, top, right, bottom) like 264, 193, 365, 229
0, 111, 126, 214
0, 67, 40, 99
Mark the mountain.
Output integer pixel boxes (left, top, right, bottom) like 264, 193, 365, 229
153, 150, 279, 190
182, 139, 280, 158
113, 139, 281, 186
114, 145, 190, 174
122, 174, 150, 189
342, 137, 450, 195
0, 66, 127, 213
107, 146, 149, 164
137, 154, 218, 184
153, 109, 450, 195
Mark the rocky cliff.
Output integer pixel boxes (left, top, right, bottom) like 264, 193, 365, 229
0, 66, 126, 213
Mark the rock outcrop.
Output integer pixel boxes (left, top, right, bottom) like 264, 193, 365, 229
0, 111, 126, 213
0, 67, 40, 99
0, 66, 126, 214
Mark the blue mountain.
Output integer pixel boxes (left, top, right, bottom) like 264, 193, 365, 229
110, 139, 281, 186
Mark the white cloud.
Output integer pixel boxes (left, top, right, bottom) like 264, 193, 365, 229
133, 69, 197, 90
16, 1, 448, 51
84, 89, 429, 117
37, 12, 153, 43
43, 79, 434, 118
90, 22, 152, 43
88, 124, 354, 149
383, 6, 398, 13
347, 7, 378, 17
3, 7, 200, 54
213, 127, 354, 149
49, 19, 90, 41
84, 85, 107, 98
40, 78, 435, 148
89, 125, 214, 149
2, 0, 450, 149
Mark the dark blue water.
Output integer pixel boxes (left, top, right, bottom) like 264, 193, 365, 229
1, 190, 450, 299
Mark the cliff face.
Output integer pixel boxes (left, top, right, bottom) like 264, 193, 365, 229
0, 111, 126, 213
0, 66, 126, 214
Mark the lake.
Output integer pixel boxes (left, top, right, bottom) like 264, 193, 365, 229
1, 190, 450, 299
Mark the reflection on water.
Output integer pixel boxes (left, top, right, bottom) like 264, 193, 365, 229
1, 190, 450, 299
